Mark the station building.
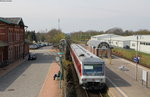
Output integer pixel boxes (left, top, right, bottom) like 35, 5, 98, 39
0, 17, 29, 67
87, 34, 150, 54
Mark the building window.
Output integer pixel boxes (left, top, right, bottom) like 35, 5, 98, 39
140, 42, 145, 45
146, 42, 150, 45
132, 43, 135, 47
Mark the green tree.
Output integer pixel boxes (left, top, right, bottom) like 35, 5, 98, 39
25, 30, 37, 43
46, 29, 65, 44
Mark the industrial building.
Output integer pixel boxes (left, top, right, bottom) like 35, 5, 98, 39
88, 34, 150, 54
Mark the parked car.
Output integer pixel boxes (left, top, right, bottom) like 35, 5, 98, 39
29, 44, 38, 49
123, 45, 130, 49
28, 53, 37, 60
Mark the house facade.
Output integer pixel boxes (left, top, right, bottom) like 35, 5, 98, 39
0, 17, 28, 67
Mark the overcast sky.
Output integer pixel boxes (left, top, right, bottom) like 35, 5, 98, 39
0, 0, 150, 33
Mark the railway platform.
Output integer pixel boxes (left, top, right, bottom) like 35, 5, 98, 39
105, 56, 150, 97
38, 62, 61, 97
38, 48, 62, 97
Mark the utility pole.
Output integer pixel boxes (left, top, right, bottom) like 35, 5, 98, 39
109, 35, 112, 65
136, 35, 139, 81
59, 55, 62, 88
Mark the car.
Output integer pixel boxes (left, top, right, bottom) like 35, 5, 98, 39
28, 53, 37, 60
123, 45, 130, 49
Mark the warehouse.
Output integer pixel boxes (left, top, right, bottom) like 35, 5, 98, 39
88, 34, 150, 54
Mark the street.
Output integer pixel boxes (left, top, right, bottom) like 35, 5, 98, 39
0, 46, 55, 97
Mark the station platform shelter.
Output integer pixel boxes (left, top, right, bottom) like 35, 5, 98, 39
87, 40, 112, 58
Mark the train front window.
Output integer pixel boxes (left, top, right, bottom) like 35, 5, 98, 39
83, 64, 103, 76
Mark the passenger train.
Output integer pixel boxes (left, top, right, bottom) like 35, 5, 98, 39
70, 44, 106, 90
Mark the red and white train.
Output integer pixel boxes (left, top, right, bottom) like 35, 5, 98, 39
70, 44, 106, 90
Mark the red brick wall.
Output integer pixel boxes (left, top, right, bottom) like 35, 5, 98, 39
0, 20, 26, 63
0, 21, 8, 42
0, 48, 3, 62
24, 43, 29, 55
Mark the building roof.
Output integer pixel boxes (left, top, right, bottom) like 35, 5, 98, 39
91, 34, 121, 39
0, 17, 26, 27
111, 35, 150, 42
87, 39, 110, 48
71, 44, 104, 64
0, 41, 8, 47
87, 40, 102, 47
0, 18, 11, 24
91, 34, 150, 43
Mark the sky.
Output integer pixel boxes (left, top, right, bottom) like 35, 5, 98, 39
0, 0, 150, 33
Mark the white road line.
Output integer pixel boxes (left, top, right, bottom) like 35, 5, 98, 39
107, 77, 129, 97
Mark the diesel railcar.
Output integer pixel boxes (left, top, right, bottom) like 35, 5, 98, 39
70, 44, 105, 90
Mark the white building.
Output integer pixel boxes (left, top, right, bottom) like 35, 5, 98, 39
89, 34, 150, 54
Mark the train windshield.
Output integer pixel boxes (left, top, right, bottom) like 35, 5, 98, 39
83, 64, 103, 76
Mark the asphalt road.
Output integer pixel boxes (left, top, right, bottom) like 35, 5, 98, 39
0, 46, 56, 97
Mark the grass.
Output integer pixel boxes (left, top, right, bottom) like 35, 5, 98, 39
112, 47, 150, 67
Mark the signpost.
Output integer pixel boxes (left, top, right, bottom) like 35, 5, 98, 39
133, 56, 140, 81
133, 57, 140, 63
57, 39, 66, 88
57, 52, 64, 88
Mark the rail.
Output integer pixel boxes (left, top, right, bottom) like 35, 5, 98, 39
85, 90, 104, 97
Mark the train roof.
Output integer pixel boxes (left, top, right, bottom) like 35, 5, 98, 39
71, 44, 104, 64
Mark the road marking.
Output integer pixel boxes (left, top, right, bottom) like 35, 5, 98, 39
107, 77, 129, 97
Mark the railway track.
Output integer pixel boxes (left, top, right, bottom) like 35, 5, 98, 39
85, 90, 104, 97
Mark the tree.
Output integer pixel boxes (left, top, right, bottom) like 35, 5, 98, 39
105, 27, 124, 35
36, 32, 46, 42
46, 29, 65, 44
25, 30, 37, 43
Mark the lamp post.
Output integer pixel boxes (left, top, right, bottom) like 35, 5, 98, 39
59, 55, 62, 88
135, 35, 139, 81
58, 52, 64, 88
109, 35, 112, 65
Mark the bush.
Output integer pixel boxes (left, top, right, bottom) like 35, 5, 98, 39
112, 47, 150, 67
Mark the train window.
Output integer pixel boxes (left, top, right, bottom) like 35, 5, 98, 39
83, 64, 103, 76
84, 66, 93, 69
79, 54, 84, 57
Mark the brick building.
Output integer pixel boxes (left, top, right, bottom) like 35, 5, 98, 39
0, 17, 29, 67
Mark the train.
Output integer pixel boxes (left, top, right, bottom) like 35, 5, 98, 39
70, 44, 106, 90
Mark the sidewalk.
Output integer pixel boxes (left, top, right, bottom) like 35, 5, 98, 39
0, 57, 27, 77
38, 62, 61, 97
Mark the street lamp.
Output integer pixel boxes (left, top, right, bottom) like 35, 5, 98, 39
135, 35, 139, 81
109, 35, 112, 65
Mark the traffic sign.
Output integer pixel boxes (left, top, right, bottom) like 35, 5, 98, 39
58, 52, 64, 55
55, 57, 60, 62
133, 57, 140, 63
